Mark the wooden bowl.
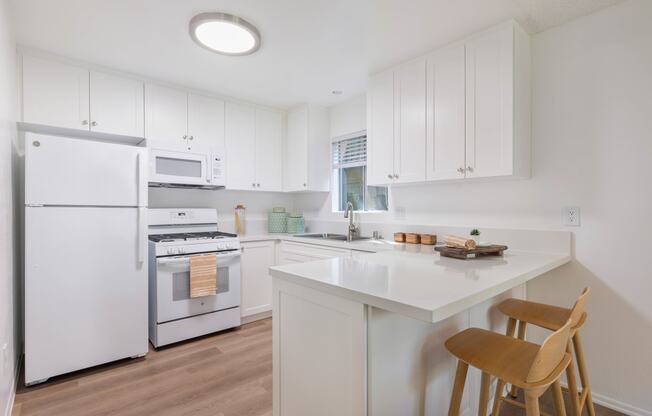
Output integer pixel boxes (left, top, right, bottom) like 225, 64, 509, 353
393, 232, 406, 243
405, 233, 421, 244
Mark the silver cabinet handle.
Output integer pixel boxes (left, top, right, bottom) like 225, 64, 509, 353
256, 183, 260, 188
466, 166, 474, 173
303, 183, 307, 187
91, 121, 97, 126
394, 174, 399, 179
457, 167, 465, 173
182, 135, 188, 140
252, 183, 256, 187
81, 120, 88, 126
188, 136, 194, 141
387, 174, 393, 179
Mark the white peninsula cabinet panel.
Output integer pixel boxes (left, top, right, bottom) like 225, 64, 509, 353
284, 104, 329, 192
22, 55, 90, 131
89, 71, 144, 137
241, 241, 276, 319
145, 84, 188, 145
426, 43, 466, 180
367, 59, 427, 186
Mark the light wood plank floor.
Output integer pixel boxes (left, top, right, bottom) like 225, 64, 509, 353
12, 318, 623, 416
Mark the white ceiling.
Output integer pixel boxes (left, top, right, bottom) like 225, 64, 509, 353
11, 0, 624, 109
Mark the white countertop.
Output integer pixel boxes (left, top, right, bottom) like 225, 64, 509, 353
270, 249, 571, 323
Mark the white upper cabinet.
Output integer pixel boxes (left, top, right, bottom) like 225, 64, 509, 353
466, 24, 529, 178
426, 43, 466, 180
369, 20, 531, 184
89, 71, 144, 137
367, 71, 395, 186
225, 103, 284, 192
284, 104, 329, 192
144, 84, 188, 145
145, 85, 225, 150
22, 55, 90, 131
255, 109, 283, 192
225, 102, 257, 190
188, 93, 225, 150
393, 59, 426, 184
367, 59, 427, 186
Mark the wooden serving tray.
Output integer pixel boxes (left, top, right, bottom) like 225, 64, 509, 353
435, 245, 508, 259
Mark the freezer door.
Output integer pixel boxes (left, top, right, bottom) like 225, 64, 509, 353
25, 133, 147, 207
24, 206, 148, 383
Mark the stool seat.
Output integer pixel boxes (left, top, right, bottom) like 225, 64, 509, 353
498, 298, 587, 331
445, 328, 571, 389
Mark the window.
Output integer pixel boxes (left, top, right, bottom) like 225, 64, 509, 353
332, 132, 388, 212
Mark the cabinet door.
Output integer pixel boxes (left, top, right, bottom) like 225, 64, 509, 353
225, 102, 256, 190
393, 59, 426, 184
426, 44, 466, 180
89, 72, 144, 137
144, 84, 188, 145
255, 109, 283, 191
188, 93, 225, 150
284, 106, 308, 192
22, 55, 90, 130
465, 26, 514, 178
241, 241, 275, 317
367, 71, 395, 186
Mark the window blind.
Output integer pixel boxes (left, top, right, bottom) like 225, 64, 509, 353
332, 134, 367, 169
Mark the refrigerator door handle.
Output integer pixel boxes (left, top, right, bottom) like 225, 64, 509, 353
137, 150, 147, 207
138, 207, 147, 264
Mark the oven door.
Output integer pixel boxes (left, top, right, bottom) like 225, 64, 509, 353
149, 148, 210, 187
155, 250, 241, 323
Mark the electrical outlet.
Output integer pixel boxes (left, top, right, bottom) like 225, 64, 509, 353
1, 342, 7, 372
394, 206, 406, 220
563, 207, 581, 226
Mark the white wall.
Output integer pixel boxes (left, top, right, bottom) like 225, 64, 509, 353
329, 94, 366, 139
297, 1, 652, 413
0, 0, 19, 414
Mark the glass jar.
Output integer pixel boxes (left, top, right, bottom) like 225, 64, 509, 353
234, 204, 246, 235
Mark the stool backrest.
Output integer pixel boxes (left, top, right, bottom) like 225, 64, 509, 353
568, 287, 590, 328
526, 318, 572, 383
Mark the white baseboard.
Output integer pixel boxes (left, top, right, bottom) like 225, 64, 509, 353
559, 381, 651, 416
3, 355, 20, 416
241, 310, 272, 325
591, 391, 652, 416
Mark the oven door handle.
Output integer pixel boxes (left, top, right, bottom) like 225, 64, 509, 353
157, 251, 241, 265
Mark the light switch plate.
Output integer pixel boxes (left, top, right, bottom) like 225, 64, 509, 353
563, 207, 580, 226
394, 206, 406, 220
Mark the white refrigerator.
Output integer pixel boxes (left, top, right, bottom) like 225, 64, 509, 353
24, 132, 148, 385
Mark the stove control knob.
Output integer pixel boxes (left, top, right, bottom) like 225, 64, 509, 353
178, 247, 185, 254
167, 248, 176, 255
217, 243, 226, 250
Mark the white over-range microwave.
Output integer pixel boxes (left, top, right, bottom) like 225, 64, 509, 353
149, 142, 225, 189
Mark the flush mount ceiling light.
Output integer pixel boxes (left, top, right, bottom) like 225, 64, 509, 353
189, 13, 261, 56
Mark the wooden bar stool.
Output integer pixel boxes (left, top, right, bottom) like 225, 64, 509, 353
497, 288, 595, 416
445, 319, 572, 416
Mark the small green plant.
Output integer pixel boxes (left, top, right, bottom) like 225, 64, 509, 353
470, 229, 480, 236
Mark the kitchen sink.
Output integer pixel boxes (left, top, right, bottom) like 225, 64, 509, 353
294, 233, 372, 241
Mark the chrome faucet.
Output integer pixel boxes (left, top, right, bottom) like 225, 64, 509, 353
344, 202, 358, 242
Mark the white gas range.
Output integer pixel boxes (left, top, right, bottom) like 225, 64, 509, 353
148, 208, 241, 347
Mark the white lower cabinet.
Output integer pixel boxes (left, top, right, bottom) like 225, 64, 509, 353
240, 241, 276, 319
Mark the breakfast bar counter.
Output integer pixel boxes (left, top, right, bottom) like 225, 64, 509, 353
270, 246, 571, 416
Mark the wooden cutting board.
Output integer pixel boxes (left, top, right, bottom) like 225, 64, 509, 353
189, 255, 217, 298
435, 245, 508, 260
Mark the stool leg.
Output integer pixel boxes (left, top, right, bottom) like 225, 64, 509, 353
491, 379, 506, 416
565, 342, 582, 416
509, 320, 528, 398
478, 372, 490, 416
449, 360, 469, 416
573, 332, 596, 416
551, 380, 567, 416
524, 390, 540, 416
